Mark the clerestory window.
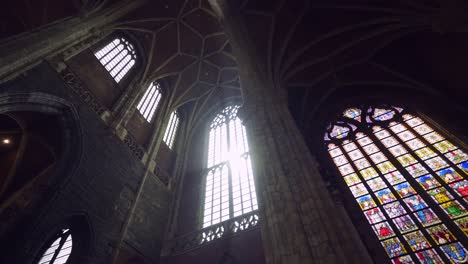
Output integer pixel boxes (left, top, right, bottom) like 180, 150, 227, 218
325, 106, 468, 263
136, 82, 162, 122
37, 229, 73, 264
163, 111, 179, 149
94, 37, 136, 83
202, 105, 258, 228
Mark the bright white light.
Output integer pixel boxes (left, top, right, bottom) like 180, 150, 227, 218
2, 138, 10, 144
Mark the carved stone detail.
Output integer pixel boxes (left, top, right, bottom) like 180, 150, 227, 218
123, 133, 144, 160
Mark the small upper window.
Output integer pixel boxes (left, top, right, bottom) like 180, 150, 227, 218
137, 82, 162, 122
163, 111, 179, 149
37, 229, 73, 264
94, 37, 136, 83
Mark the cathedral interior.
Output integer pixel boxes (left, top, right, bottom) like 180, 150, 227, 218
1, 0, 468, 263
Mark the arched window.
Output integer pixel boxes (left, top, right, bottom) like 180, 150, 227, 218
136, 82, 162, 122
37, 228, 73, 264
202, 105, 258, 228
94, 37, 136, 83
163, 111, 179, 149
325, 106, 468, 263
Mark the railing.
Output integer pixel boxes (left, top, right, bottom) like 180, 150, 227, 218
166, 210, 260, 255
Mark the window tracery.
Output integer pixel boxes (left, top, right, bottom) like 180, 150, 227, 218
325, 106, 468, 263
94, 37, 136, 83
203, 105, 258, 228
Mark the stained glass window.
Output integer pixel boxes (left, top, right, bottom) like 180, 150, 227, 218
94, 37, 136, 83
203, 105, 257, 228
136, 82, 162, 122
37, 229, 72, 264
325, 105, 468, 263
163, 111, 179, 149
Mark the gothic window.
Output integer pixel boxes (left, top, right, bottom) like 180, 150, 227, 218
325, 106, 468, 263
202, 105, 258, 228
163, 111, 179, 149
94, 37, 136, 83
136, 82, 162, 122
37, 229, 73, 264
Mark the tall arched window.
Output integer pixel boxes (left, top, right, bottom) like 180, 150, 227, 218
94, 37, 136, 83
136, 82, 162, 122
37, 229, 73, 264
163, 111, 179, 149
325, 106, 468, 263
202, 105, 258, 228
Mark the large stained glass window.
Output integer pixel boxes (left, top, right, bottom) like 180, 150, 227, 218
94, 37, 136, 83
325, 106, 468, 263
202, 105, 258, 228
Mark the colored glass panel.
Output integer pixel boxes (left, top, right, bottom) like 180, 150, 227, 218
381, 237, 406, 258
392, 214, 418, 234
394, 182, 416, 198
450, 180, 468, 198
384, 171, 406, 185
398, 131, 416, 142
424, 157, 449, 171
333, 155, 348, 166
427, 187, 454, 204
432, 141, 456, 154
397, 154, 418, 167
445, 149, 468, 164
348, 149, 364, 161
424, 132, 445, 144
414, 148, 437, 160
413, 124, 433, 135
459, 161, 468, 174
414, 208, 441, 227
343, 108, 361, 120
343, 141, 358, 152
362, 144, 379, 155
404, 231, 432, 252
329, 145, 343, 157
405, 163, 428, 178
454, 217, 468, 236
415, 249, 444, 264
370, 152, 388, 164
364, 207, 386, 224
437, 168, 463, 184
388, 145, 408, 157
404, 195, 428, 212
375, 129, 391, 139
357, 195, 377, 210
372, 221, 395, 240
440, 242, 468, 263
338, 163, 354, 176
405, 117, 424, 127
427, 224, 456, 245
343, 174, 361, 186
377, 161, 397, 174
374, 108, 396, 121
360, 167, 379, 180
392, 255, 414, 264
382, 137, 399, 148
406, 138, 425, 151
384, 201, 407, 218
357, 136, 372, 147
440, 201, 468, 219
354, 158, 372, 170
330, 125, 350, 139
349, 183, 368, 197
367, 177, 387, 191
390, 123, 407, 134
376, 189, 397, 204
416, 175, 441, 190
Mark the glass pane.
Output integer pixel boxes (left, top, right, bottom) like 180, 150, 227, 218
397, 154, 418, 167
375, 189, 397, 204
348, 149, 364, 161
357, 194, 377, 210
397, 131, 416, 142
427, 187, 455, 204
392, 255, 414, 264
454, 217, 468, 236
403, 231, 432, 252
392, 214, 418, 234
330, 125, 350, 139
381, 137, 399, 148
375, 129, 391, 139
394, 182, 416, 198
338, 163, 354, 176
416, 175, 441, 190
343, 108, 362, 120
437, 168, 463, 184
440, 201, 468, 219
369, 152, 388, 164
405, 117, 424, 128
405, 163, 428, 178
360, 167, 379, 180
349, 183, 368, 197
433, 141, 456, 154
329, 147, 343, 158
412, 124, 433, 135
415, 249, 444, 263
343, 141, 358, 152
459, 161, 468, 174
357, 136, 372, 147
384, 201, 407, 218
426, 224, 456, 245
388, 145, 408, 157
440, 242, 468, 263
372, 221, 396, 240
445, 149, 468, 164
449, 180, 468, 198
384, 171, 406, 185
333, 155, 348, 166
406, 138, 425, 151
381, 237, 407, 258
343, 173, 361, 186
424, 132, 445, 144
377, 161, 397, 174
367, 177, 387, 191
403, 195, 428, 212
414, 147, 437, 160
424, 157, 449, 171
390, 123, 406, 134
414, 208, 441, 227
374, 108, 396, 121
362, 144, 379, 155
364, 207, 386, 224
354, 158, 372, 170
